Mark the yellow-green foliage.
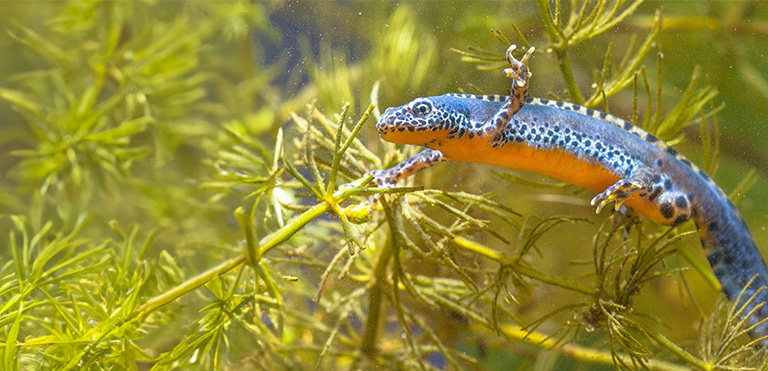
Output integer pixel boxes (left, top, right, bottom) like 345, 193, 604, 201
2, 1, 768, 370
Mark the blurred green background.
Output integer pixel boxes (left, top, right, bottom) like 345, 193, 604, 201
2, 1, 768, 369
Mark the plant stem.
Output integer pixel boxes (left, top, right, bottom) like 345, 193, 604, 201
451, 236, 594, 296
131, 197, 337, 322
359, 276, 384, 358
645, 331, 711, 370
556, 49, 585, 104
535, 0, 564, 43
360, 204, 398, 358
133, 255, 247, 319
535, 0, 586, 105
498, 324, 690, 371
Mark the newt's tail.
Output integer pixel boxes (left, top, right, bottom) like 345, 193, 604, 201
697, 216, 768, 346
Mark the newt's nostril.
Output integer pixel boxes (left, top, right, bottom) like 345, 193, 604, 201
376, 109, 397, 134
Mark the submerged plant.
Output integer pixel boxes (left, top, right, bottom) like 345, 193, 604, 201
1, 1, 767, 370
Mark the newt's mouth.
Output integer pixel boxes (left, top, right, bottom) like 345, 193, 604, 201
376, 105, 448, 146
376, 110, 415, 144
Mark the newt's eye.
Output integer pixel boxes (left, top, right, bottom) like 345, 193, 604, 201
411, 100, 433, 116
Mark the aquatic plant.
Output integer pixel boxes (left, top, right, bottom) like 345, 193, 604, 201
2, 1, 768, 369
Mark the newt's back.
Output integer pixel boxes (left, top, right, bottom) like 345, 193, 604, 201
371, 45, 768, 346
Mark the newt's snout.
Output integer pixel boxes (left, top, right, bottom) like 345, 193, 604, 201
376, 106, 418, 144
376, 107, 397, 136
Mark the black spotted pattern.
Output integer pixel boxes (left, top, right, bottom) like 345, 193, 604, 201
374, 89, 768, 344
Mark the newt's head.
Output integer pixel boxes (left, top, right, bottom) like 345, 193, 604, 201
376, 94, 499, 146
377, 95, 469, 146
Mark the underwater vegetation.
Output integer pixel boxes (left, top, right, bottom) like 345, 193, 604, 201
2, 0, 768, 369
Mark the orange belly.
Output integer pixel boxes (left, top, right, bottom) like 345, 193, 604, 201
432, 138, 670, 225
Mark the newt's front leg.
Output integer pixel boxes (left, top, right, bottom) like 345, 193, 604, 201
368, 149, 448, 188
485, 45, 535, 137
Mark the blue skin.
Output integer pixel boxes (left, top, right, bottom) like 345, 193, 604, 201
375, 92, 768, 346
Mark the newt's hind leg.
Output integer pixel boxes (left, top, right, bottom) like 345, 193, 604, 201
591, 166, 693, 226
591, 167, 655, 214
